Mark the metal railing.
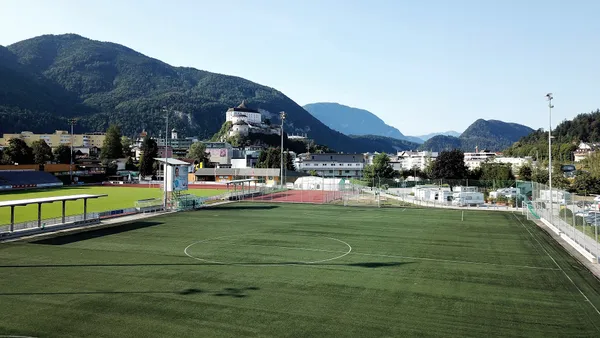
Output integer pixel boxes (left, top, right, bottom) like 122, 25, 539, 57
0, 212, 100, 235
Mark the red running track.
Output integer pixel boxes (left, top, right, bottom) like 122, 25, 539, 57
102, 183, 228, 190
248, 190, 344, 204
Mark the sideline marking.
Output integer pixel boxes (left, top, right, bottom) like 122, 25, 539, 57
512, 213, 600, 319
184, 234, 352, 265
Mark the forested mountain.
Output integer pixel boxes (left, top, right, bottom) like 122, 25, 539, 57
0, 34, 399, 153
348, 135, 420, 153
419, 119, 533, 152
419, 135, 462, 151
303, 102, 423, 144
416, 131, 461, 141
504, 109, 600, 160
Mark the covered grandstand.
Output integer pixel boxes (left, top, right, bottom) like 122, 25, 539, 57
0, 171, 63, 190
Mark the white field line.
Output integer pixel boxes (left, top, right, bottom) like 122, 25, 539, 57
184, 234, 351, 265
184, 237, 557, 271
512, 213, 600, 320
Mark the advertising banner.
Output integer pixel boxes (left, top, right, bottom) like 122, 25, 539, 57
172, 165, 188, 191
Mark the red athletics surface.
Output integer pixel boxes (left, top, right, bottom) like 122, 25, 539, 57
102, 183, 228, 190
249, 190, 343, 204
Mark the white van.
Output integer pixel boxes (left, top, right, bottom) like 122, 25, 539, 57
452, 192, 484, 207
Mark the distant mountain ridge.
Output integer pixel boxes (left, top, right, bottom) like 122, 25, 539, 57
419, 119, 534, 152
303, 102, 424, 144
0, 34, 416, 153
416, 131, 461, 141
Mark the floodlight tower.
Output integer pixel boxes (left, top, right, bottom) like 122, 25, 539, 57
280, 111, 286, 187
68, 118, 77, 184
162, 107, 169, 209
546, 93, 554, 222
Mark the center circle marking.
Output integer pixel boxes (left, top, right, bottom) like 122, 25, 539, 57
184, 233, 352, 265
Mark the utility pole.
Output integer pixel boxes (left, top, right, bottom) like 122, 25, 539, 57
546, 93, 554, 223
162, 107, 169, 210
280, 111, 286, 188
68, 118, 77, 185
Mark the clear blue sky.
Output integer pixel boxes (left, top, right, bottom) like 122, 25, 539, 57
1, 0, 599, 135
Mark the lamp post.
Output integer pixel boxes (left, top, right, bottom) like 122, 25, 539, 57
68, 118, 76, 185
280, 111, 286, 188
546, 93, 554, 222
162, 107, 169, 209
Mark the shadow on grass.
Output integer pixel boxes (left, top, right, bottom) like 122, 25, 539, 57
0, 286, 260, 298
31, 221, 163, 245
205, 205, 279, 211
0, 261, 414, 269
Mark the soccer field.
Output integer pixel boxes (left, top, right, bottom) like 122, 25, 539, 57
1, 203, 600, 337
0, 186, 223, 223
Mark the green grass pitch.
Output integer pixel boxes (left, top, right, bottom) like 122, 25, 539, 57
1, 203, 600, 337
0, 186, 223, 223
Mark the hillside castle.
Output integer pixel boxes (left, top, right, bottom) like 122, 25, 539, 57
226, 101, 281, 137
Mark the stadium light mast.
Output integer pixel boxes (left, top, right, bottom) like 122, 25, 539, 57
546, 93, 554, 223
280, 111, 286, 188
68, 118, 77, 185
162, 107, 169, 210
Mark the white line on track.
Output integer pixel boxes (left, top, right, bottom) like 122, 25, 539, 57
512, 213, 600, 319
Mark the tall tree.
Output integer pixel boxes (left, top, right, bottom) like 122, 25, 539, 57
2, 139, 34, 164
256, 147, 294, 169
139, 136, 158, 177
187, 142, 209, 166
430, 150, 468, 179
53, 145, 72, 164
100, 124, 123, 161
31, 139, 53, 164
284, 150, 295, 171
532, 167, 549, 184
518, 164, 533, 181
363, 153, 397, 185
121, 136, 133, 158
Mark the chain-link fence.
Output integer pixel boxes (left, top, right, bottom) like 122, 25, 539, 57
529, 181, 600, 262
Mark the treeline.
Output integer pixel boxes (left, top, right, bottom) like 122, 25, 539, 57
505, 109, 600, 159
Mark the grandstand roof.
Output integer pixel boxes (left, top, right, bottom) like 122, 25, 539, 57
0, 194, 107, 208
154, 158, 191, 165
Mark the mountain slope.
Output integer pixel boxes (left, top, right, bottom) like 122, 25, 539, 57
348, 135, 420, 153
415, 131, 461, 141
419, 119, 533, 152
504, 109, 600, 159
1, 34, 387, 152
303, 102, 423, 144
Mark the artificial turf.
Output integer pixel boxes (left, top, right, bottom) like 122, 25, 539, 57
0, 186, 223, 223
1, 203, 600, 337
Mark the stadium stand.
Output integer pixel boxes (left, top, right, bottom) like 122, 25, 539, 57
0, 171, 63, 190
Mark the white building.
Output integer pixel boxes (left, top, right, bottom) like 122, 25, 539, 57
391, 151, 438, 171
574, 141, 599, 162
296, 153, 365, 178
493, 157, 531, 171
226, 100, 262, 125
463, 149, 497, 170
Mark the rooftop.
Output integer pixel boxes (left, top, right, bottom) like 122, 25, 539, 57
0, 194, 107, 208
227, 100, 260, 114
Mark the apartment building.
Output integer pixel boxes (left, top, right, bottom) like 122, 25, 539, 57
296, 153, 365, 177
0, 131, 106, 149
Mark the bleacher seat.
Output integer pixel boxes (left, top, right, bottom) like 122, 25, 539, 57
0, 171, 63, 189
